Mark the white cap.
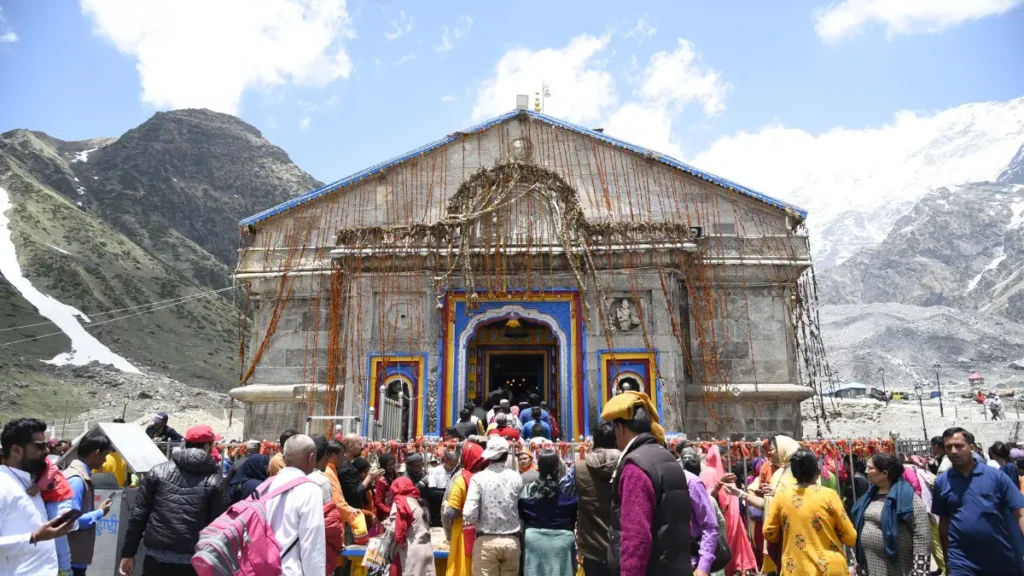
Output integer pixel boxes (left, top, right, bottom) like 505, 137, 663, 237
482, 436, 510, 460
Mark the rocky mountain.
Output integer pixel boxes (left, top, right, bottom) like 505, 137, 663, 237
817, 145, 1024, 390
786, 97, 1024, 269
820, 149, 1024, 321
819, 303, 1024, 392
1000, 142, 1024, 185
0, 109, 320, 416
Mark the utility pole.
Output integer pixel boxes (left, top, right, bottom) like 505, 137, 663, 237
933, 362, 944, 417
878, 367, 888, 405
914, 384, 928, 439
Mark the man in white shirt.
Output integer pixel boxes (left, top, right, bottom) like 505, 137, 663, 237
264, 434, 326, 576
464, 436, 523, 576
1, 418, 77, 576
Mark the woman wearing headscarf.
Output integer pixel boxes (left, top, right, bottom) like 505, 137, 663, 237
227, 453, 269, 504
443, 442, 486, 576
737, 435, 800, 574
701, 446, 758, 576
390, 477, 436, 576
850, 452, 930, 576
519, 448, 578, 576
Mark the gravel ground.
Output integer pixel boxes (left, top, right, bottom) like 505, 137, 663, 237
804, 392, 1024, 447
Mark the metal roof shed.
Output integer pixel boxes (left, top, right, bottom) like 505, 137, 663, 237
58, 422, 167, 473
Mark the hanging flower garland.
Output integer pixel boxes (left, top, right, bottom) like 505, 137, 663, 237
232, 436, 893, 462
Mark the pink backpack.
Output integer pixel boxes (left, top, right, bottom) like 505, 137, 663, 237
191, 476, 311, 576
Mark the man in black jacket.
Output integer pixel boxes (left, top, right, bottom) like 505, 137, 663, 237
337, 434, 382, 507
120, 425, 228, 576
144, 412, 183, 443
453, 409, 478, 439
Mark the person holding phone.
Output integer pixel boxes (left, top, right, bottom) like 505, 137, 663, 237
1, 418, 79, 576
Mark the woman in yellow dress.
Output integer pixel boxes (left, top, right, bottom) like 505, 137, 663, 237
763, 449, 856, 576
443, 442, 486, 576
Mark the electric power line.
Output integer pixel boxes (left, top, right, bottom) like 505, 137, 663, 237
0, 285, 239, 333
0, 285, 240, 349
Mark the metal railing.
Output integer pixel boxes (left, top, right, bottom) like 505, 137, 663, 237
151, 441, 185, 458
304, 415, 362, 438
371, 391, 406, 441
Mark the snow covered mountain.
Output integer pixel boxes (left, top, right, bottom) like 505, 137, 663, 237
819, 176, 1024, 321
694, 97, 1024, 269
817, 145, 1024, 390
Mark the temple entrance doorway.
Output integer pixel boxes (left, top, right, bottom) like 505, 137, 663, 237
489, 352, 545, 405
467, 316, 558, 420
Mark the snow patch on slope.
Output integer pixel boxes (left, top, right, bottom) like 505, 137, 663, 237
1010, 201, 1024, 230
71, 147, 100, 163
966, 247, 1007, 293
0, 186, 139, 372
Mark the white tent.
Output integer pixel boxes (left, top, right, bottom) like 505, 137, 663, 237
58, 422, 167, 473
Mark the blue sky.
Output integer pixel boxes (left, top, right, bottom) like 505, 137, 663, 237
0, 0, 1022, 187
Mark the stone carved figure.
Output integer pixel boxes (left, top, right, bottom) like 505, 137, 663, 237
611, 298, 641, 332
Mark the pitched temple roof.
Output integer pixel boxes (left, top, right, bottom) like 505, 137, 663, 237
240, 109, 807, 227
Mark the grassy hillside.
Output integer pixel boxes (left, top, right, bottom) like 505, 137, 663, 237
1, 155, 240, 388
0, 109, 321, 420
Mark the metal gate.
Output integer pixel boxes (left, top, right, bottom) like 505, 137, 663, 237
369, 383, 407, 441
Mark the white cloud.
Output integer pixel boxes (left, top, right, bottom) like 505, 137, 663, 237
473, 34, 729, 160
298, 94, 339, 113
639, 39, 730, 117
472, 34, 617, 124
601, 38, 729, 158
435, 15, 473, 53
384, 9, 413, 41
441, 94, 456, 102
80, 0, 355, 114
606, 103, 684, 159
394, 53, 416, 66
624, 14, 656, 43
299, 116, 310, 129
814, 0, 1023, 42
265, 116, 280, 129
0, 7, 17, 42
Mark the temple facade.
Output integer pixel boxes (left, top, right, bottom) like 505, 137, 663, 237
230, 108, 817, 441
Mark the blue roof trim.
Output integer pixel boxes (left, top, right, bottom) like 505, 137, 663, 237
238, 109, 521, 226
240, 109, 805, 226
524, 110, 806, 217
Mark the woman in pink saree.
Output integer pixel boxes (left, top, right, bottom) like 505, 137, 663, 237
701, 445, 759, 576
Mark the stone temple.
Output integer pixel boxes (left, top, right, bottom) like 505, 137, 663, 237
230, 107, 820, 442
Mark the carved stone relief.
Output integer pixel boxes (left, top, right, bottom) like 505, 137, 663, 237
605, 297, 642, 332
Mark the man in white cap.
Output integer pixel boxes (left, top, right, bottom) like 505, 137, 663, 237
463, 436, 523, 576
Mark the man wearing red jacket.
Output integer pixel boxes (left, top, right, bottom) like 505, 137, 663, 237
487, 413, 521, 442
